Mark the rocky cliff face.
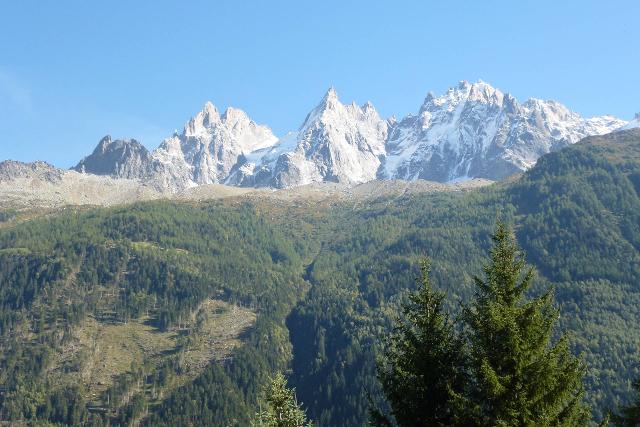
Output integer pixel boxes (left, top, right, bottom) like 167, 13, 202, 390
74, 103, 279, 192
73, 135, 154, 180
228, 88, 389, 188
72, 81, 629, 190
382, 81, 626, 182
0, 160, 63, 183
167, 102, 278, 185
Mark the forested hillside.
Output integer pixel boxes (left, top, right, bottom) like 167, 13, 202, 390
1, 129, 639, 425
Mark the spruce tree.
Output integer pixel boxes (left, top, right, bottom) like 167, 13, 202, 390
252, 373, 312, 427
462, 222, 590, 426
612, 378, 640, 426
372, 259, 466, 426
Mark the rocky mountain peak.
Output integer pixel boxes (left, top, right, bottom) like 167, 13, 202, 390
184, 102, 221, 136
221, 106, 250, 124
67, 80, 630, 191
385, 81, 627, 182
315, 86, 341, 110
73, 136, 152, 179
323, 86, 339, 102
420, 80, 505, 114
0, 160, 63, 183
457, 80, 471, 90
467, 80, 505, 105
96, 135, 114, 152
250, 88, 389, 188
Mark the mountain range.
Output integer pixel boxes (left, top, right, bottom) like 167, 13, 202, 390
21, 81, 640, 191
3, 127, 640, 426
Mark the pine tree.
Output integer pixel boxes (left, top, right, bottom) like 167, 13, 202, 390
252, 373, 312, 427
462, 222, 590, 426
612, 378, 640, 426
372, 259, 466, 426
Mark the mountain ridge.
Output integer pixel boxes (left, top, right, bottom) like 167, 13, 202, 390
60, 81, 633, 190
2, 128, 640, 425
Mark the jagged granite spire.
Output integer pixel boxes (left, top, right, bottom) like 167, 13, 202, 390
73, 136, 153, 179
71, 81, 629, 190
383, 80, 626, 182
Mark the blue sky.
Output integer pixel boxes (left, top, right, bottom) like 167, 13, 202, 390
1, 0, 639, 167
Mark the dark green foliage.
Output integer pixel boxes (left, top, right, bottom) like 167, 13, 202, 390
612, 378, 640, 427
288, 132, 640, 425
0, 130, 639, 425
555, 280, 640, 416
252, 373, 312, 427
374, 226, 592, 426
36, 385, 89, 426
145, 364, 249, 426
511, 146, 640, 284
0, 252, 66, 332
462, 223, 589, 425
0, 201, 309, 425
372, 259, 466, 426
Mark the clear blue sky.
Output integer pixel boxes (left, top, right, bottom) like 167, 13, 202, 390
1, 0, 639, 167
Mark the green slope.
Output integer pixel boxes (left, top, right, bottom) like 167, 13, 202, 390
0, 129, 639, 425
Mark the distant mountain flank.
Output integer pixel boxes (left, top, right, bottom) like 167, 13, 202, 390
0, 160, 63, 183
382, 81, 626, 182
620, 112, 640, 131
74, 136, 154, 180
63, 81, 637, 190
3, 128, 640, 425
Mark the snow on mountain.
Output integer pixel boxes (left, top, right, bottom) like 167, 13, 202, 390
382, 80, 627, 182
179, 102, 278, 183
73, 81, 629, 190
160, 102, 279, 187
76, 103, 280, 191
232, 88, 388, 188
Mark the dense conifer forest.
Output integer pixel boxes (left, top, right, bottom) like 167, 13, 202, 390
0, 129, 639, 425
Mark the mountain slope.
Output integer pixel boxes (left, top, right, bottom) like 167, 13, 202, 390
621, 113, 640, 130
73, 135, 154, 179
229, 88, 388, 188
75, 103, 280, 191
1, 130, 640, 425
0, 160, 63, 183
287, 128, 640, 426
382, 80, 626, 181
71, 81, 628, 190
158, 102, 279, 187
0, 159, 161, 209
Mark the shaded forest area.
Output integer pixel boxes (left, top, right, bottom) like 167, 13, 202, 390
0, 129, 639, 425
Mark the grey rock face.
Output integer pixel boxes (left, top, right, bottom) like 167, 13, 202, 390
73, 135, 154, 179
74, 103, 279, 192
175, 102, 278, 185
382, 81, 626, 182
0, 160, 63, 183
71, 81, 628, 190
233, 88, 388, 188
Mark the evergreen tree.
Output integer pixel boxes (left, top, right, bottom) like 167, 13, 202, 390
462, 222, 590, 426
252, 373, 312, 427
372, 259, 466, 426
612, 378, 640, 426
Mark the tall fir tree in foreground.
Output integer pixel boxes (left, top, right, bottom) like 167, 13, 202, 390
374, 222, 591, 426
462, 222, 589, 426
252, 373, 312, 427
372, 259, 466, 426
612, 378, 640, 426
